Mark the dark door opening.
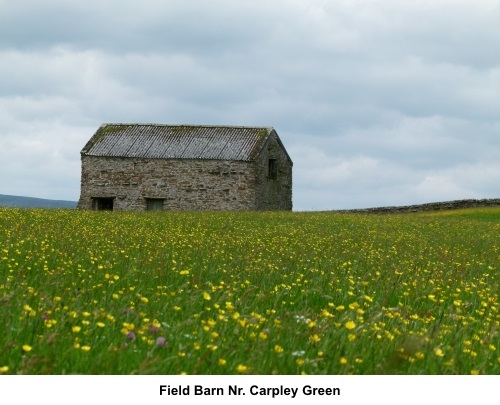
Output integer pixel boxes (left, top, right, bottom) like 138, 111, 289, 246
93, 197, 114, 211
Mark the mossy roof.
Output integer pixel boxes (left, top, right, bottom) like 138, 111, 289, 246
80, 124, 285, 162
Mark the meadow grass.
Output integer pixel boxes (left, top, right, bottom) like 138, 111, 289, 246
0, 207, 499, 375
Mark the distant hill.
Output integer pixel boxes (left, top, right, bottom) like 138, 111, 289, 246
0, 194, 77, 209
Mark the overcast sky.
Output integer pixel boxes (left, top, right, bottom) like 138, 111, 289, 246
1, 0, 499, 210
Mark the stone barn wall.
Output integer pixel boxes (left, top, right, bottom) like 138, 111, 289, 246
254, 132, 293, 210
77, 156, 258, 211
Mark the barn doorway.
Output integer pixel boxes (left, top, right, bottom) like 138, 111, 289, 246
93, 197, 114, 211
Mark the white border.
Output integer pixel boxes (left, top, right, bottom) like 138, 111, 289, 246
1, 375, 498, 405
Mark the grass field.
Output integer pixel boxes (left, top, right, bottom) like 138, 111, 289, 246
0, 207, 499, 375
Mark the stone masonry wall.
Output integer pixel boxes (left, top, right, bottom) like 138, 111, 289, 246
254, 132, 293, 210
335, 199, 500, 214
77, 156, 258, 211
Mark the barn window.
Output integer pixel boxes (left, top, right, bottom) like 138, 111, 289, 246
146, 198, 164, 211
92, 197, 114, 211
268, 158, 277, 178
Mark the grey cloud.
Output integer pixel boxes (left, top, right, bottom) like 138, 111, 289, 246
0, 0, 274, 53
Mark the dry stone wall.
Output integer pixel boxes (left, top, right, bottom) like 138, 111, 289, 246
336, 199, 500, 214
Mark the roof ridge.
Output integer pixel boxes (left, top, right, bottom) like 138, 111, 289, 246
100, 123, 273, 129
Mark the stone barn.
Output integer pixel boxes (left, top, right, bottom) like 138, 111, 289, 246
77, 124, 293, 211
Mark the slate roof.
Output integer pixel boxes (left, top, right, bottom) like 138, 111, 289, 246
81, 124, 290, 162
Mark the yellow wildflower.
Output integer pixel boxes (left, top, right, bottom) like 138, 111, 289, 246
434, 348, 444, 357
345, 320, 356, 330
236, 364, 248, 373
310, 334, 321, 343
